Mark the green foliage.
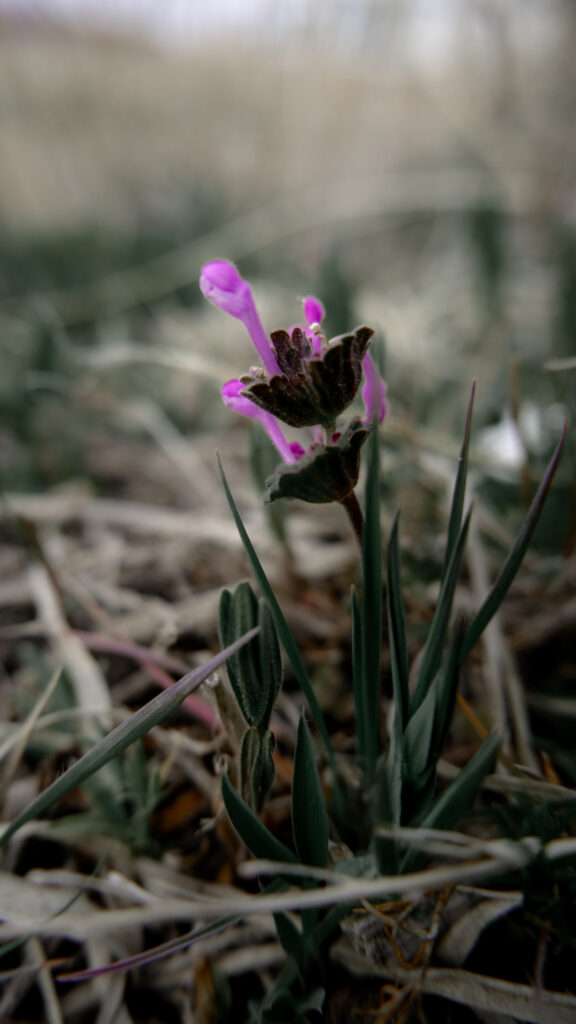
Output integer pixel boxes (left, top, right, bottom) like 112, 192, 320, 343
0, 628, 259, 849
216, 388, 567, 1020
240, 727, 277, 812
217, 453, 342, 815
219, 582, 282, 735
460, 421, 568, 662
222, 773, 296, 864
352, 420, 383, 784
49, 740, 164, 855
291, 716, 329, 869
219, 581, 283, 809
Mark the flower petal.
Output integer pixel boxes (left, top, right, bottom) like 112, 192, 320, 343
200, 260, 252, 319
222, 380, 300, 463
303, 296, 325, 328
200, 260, 280, 377
362, 352, 387, 424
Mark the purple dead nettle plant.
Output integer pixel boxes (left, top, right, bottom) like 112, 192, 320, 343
200, 259, 387, 542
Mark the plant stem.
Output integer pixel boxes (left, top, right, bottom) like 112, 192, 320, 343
341, 491, 364, 548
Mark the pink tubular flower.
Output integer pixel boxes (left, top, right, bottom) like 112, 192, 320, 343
200, 259, 386, 466
303, 296, 325, 328
222, 380, 304, 463
362, 351, 387, 425
200, 260, 280, 378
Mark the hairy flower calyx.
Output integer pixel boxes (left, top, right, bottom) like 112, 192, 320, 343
242, 325, 374, 431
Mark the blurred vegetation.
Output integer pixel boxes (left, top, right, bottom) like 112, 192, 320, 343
0, 10, 575, 1022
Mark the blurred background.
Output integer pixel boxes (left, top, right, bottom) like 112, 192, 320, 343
0, 0, 574, 536
2, 9, 576, 1020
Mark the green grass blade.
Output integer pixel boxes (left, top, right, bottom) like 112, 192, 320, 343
292, 715, 329, 868
419, 732, 500, 835
403, 683, 437, 784
386, 513, 409, 732
441, 381, 476, 583
373, 724, 403, 874
402, 731, 500, 872
0, 628, 259, 848
222, 772, 296, 863
411, 509, 472, 714
460, 422, 568, 664
430, 615, 467, 765
350, 585, 367, 764
216, 453, 339, 794
274, 912, 304, 967
360, 423, 383, 783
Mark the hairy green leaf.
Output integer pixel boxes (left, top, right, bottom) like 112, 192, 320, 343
219, 583, 281, 733
217, 453, 341, 813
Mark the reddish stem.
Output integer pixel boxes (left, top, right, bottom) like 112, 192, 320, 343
340, 491, 364, 548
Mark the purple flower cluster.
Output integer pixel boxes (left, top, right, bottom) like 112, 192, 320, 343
200, 260, 386, 472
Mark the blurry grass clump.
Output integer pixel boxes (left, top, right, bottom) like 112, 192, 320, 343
0, 192, 230, 492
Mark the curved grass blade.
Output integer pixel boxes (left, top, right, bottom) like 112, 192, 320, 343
429, 615, 467, 766
421, 730, 500, 833
410, 510, 472, 715
460, 422, 568, 664
222, 772, 296, 863
0, 628, 259, 849
402, 731, 501, 874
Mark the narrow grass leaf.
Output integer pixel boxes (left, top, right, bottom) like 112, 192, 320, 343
222, 772, 297, 863
430, 615, 467, 765
374, 711, 405, 875
441, 381, 475, 584
420, 732, 500, 835
217, 453, 339, 795
292, 716, 329, 868
273, 912, 304, 969
350, 586, 367, 764
460, 422, 568, 663
411, 510, 471, 714
404, 682, 437, 783
0, 628, 259, 849
386, 513, 409, 731
360, 423, 383, 782
401, 731, 500, 872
